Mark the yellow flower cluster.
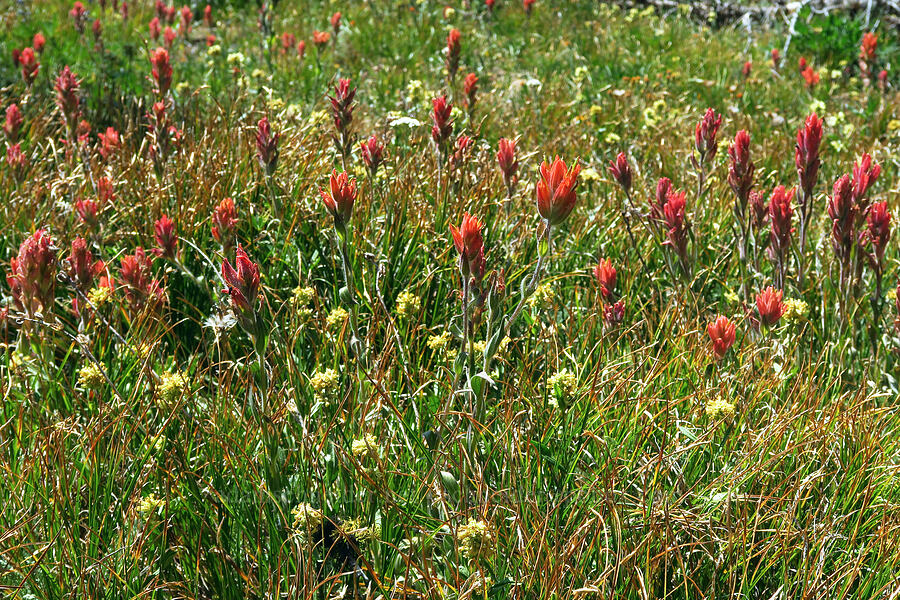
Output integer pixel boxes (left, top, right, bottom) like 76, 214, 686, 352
326, 307, 349, 329
549, 368, 578, 397
291, 503, 324, 543
136, 493, 164, 515
77, 362, 104, 389
310, 368, 340, 398
87, 285, 111, 307
427, 330, 452, 351
341, 517, 381, 544
457, 518, 495, 562
351, 434, 380, 462
158, 370, 189, 406
396, 291, 421, 319
527, 283, 554, 309
705, 396, 736, 420
782, 298, 809, 322
291, 286, 316, 321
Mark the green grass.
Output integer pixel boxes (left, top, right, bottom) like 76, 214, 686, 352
2, 1, 900, 598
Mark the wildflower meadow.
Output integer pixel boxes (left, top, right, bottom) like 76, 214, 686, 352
4, 0, 900, 598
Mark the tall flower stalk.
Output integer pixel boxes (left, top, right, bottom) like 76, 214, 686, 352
794, 113, 823, 289
321, 169, 365, 362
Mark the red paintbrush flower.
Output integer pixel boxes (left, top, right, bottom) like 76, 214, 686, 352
801, 66, 819, 88
603, 299, 625, 328
446, 28, 461, 80
768, 185, 795, 255
464, 72, 478, 111
211, 197, 238, 249
4, 104, 23, 142
727, 130, 754, 208
19, 47, 39, 86
150, 17, 161, 40
795, 113, 822, 198
320, 170, 357, 231
593, 258, 616, 300
450, 212, 486, 282
153, 215, 177, 259
221, 245, 261, 338
98, 127, 121, 159
756, 286, 785, 327
66, 237, 105, 291
497, 138, 518, 195
860, 32, 877, 62
55, 66, 81, 132
866, 201, 891, 265
150, 47, 172, 96
431, 95, 454, 153
179, 5, 193, 35
7, 229, 56, 317
312, 30, 331, 49
70, 1, 86, 33
608, 152, 632, 195
851, 153, 880, 212
75, 198, 100, 228
694, 107, 722, 165
707, 315, 736, 359
360, 134, 385, 178
330, 11, 341, 36
536, 156, 581, 226
6, 143, 27, 180
827, 174, 855, 266
255, 117, 279, 176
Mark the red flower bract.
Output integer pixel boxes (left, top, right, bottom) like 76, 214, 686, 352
593, 258, 616, 300
150, 47, 172, 96
7, 230, 56, 317
449, 212, 486, 282
255, 117, 279, 176
4, 104, 23, 142
464, 72, 478, 110
866, 201, 891, 264
860, 32, 877, 62
727, 130, 754, 206
536, 156, 581, 226
768, 185, 795, 255
120, 247, 165, 310
66, 237, 104, 291
98, 127, 121, 159
707, 315, 736, 359
211, 197, 238, 248
827, 174, 855, 265
154, 215, 177, 259
330, 12, 341, 35
360, 134, 385, 177
756, 286, 785, 327
694, 107, 722, 164
221, 245, 260, 320
431, 95, 453, 151
320, 170, 357, 230
603, 299, 625, 328
19, 47, 39, 86
55, 66, 81, 131
497, 138, 518, 193
608, 152, 632, 195
795, 113, 823, 197
446, 28, 461, 79
851, 153, 880, 210
150, 17, 161, 40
